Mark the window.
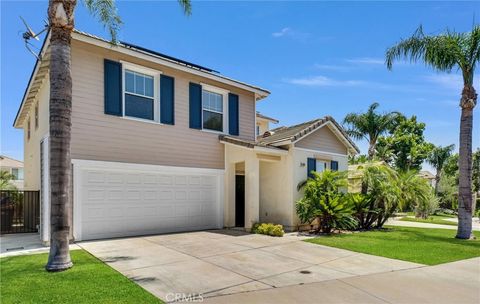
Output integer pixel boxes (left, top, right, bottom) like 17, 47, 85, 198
202, 90, 224, 132
124, 69, 155, 120
27, 118, 31, 140
256, 125, 260, 136
316, 160, 328, 173
11, 168, 24, 180
35, 103, 39, 129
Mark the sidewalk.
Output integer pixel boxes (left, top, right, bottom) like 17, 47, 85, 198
386, 218, 480, 231
202, 257, 480, 304
0, 233, 80, 257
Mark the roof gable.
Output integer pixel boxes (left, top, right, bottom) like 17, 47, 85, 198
258, 116, 359, 154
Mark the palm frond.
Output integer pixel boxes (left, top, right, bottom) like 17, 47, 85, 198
83, 0, 123, 43
386, 25, 478, 78
177, 0, 192, 16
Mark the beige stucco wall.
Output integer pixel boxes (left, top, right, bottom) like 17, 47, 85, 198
23, 78, 49, 190
295, 125, 348, 154
70, 40, 257, 170
259, 149, 294, 227
224, 144, 260, 228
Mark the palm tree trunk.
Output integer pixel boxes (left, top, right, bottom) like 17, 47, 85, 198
434, 173, 440, 195
456, 85, 476, 240
368, 141, 376, 160
46, 0, 76, 271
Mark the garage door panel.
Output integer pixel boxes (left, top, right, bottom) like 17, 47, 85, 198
74, 161, 223, 241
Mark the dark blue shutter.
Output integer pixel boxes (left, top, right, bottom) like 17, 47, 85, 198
189, 83, 202, 129
307, 158, 316, 178
228, 93, 239, 136
104, 59, 122, 116
331, 161, 339, 171
160, 75, 175, 125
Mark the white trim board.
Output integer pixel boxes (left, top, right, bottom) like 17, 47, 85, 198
294, 147, 349, 158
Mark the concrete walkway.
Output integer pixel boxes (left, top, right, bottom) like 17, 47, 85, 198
79, 230, 422, 302
0, 233, 80, 257
387, 218, 480, 231
202, 257, 480, 304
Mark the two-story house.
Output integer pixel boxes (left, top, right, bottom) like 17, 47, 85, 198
14, 30, 358, 243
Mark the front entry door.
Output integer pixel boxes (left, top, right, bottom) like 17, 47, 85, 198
235, 175, 245, 227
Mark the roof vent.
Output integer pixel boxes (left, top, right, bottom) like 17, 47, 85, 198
262, 131, 274, 138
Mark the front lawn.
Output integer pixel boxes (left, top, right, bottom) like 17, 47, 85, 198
306, 226, 480, 265
0, 250, 162, 304
399, 215, 457, 226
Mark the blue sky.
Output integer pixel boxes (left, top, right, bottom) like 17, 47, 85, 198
2, 1, 479, 171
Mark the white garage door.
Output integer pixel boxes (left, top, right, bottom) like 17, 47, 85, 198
72, 160, 224, 241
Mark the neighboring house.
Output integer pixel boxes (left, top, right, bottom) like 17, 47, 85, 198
418, 170, 436, 188
0, 155, 24, 190
256, 112, 278, 137
14, 30, 358, 242
348, 161, 386, 193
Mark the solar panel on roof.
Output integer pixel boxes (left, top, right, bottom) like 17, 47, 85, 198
120, 41, 219, 73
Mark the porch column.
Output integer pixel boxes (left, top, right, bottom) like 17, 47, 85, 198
224, 161, 236, 228
245, 157, 260, 230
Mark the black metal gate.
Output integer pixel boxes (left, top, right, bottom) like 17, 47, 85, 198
0, 190, 40, 234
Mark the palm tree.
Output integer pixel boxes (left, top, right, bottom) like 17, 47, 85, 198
386, 25, 479, 239
343, 102, 402, 160
45, 0, 191, 272
427, 144, 455, 195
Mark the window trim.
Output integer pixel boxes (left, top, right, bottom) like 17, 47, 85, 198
200, 83, 229, 134
120, 61, 162, 124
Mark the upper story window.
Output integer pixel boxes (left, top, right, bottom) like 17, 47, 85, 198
124, 69, 155, 121
202, 90, 224, 132
256, 125, 260, 136
34, 103, 39, 129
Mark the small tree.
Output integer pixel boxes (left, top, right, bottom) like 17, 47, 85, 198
427, 144, 455, 195
0, 171, 18, 191
376, 116, 434, 172
296, 171, 357, 233
343, 102, 402, 160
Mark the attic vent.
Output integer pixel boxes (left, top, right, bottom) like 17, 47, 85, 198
262, 131, 274, 138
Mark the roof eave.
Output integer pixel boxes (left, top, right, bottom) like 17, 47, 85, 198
13, 31, 51, 129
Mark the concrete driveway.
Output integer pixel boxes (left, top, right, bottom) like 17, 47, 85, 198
79, 230, 423, 302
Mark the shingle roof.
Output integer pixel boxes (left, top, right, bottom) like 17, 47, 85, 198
256, 112, 279, 124
258, 116, 360, 153
219, 135, 287, 151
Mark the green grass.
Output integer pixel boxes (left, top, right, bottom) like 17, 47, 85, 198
0, 250, 162, 304
399, 215, 457, 226
306, 226, 480, 265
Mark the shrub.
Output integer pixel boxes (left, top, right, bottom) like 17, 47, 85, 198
415, 193, 439, 219
296, 170, 357, 233
252, 223, 284, 237
270, 225, 284, 237
352, 163, 434, 228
